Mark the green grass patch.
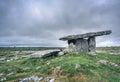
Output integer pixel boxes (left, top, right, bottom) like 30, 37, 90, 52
0, 52, 120, 82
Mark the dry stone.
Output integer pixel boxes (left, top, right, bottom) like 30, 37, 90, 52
110, 62, 118, 67
46, 77, 55, 82
88, 52, 96, 56
46, 61, 51, 66
58, 51, 64, 56
18, 76, 43, 82
98, 60, 107, 65
56, 66, 61, 70
59, 30, 112, 40
0, 77, 6, 82
29, 49, 60, 58
75, 64, 81, 69
36, 66, 41, 70
63, 48, 70, 54
75, 38, 88, 52
88, 37, 96, 52
0, 73, 4, 77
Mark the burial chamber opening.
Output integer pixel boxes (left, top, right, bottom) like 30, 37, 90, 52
67, 38, 87, 52
67, 37, 95, 53
68, 39, 76, 45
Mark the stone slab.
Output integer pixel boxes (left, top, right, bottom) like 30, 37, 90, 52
59, 30, 112, 41
29, 49, 60, 58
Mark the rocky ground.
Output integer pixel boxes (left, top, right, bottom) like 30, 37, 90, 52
0, 47, 120, 82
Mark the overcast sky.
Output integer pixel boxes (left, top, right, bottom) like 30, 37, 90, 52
0, 0, 120, 47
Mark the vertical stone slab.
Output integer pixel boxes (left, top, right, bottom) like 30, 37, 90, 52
75, 38, 88, 53
88, 37, 96, 52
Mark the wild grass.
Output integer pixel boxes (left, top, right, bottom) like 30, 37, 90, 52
0, 52, 120, 82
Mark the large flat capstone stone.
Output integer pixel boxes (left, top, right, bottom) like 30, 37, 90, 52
29, 49, 60, 58
59, 30, 112, 41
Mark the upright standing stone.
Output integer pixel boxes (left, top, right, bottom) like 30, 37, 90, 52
88, 37, 96, 52
75, 38, 88, 52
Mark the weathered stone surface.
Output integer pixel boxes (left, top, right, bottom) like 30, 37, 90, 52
63, 48, 70, 54
58, 51, 64, 56
110, 62, 118, 67
75, 38, 88, 52
19, 76, 43, 82
7, 72, 15, 76
46, 61, 51, 66
6, 60, 11, 62
75, 64, 81, 69
98, 60, 107, 65
0, 58, 6, 63
0, 77, 6, 82
59, 30, 112, 53
88, 52, 96, 56
68, 42, 76, 52
0, 73, 5, 77
66, 38, 89, 53
97, 60, 119, 67
59, 30, 112, 41
36, 66, 41, 70
29, 49, 60, 58
56, 66, 61, 70
46, 77, 55, 82
88, 37, 96, 52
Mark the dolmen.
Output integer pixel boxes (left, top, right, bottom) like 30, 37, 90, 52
59, 30, 112, 53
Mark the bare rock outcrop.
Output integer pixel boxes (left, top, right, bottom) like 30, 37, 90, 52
29, 49, 60, 58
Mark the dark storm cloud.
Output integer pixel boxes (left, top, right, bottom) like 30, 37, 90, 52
0, 0, 120, 47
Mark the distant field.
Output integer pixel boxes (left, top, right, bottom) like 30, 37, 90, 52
0, 46, 120, 51
0, 47, 120, 82
96, 47, 120, 55
0, 47, 63, 51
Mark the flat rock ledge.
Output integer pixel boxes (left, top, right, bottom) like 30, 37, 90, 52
29, 49, 61, 58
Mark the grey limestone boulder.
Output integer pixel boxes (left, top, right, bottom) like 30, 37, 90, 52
46, 61, 51, 66
36, 66, 41, 70
19, 76, 43, 82
58, 51, 64, 56
0, 77, 6, 82
75, 64, 81, 69
110, 62, 118, 67
29, 49, 60, 58
46, 77, 55, 82
98, 60, 107, 65
56, 66, 61, 70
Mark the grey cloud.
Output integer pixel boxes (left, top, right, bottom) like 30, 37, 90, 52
0, 0, 120, 47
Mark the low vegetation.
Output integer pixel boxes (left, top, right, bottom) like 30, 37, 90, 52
0, 50, 120, 82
